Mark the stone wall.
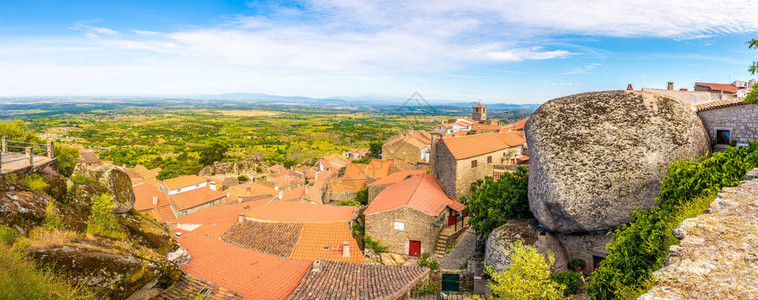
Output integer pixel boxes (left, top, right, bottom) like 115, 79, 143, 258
555, 233, 613, 276
434, 142, 458, 199
698, 104, 758, 145
642, 88, 723, 106
368, 183, 390, 203
435, 140, 521, 199
640, 173, 758, 299
382, 141, 423, 165
365, 206, 446, 256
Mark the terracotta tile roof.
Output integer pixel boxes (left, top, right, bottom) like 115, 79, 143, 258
221, 220, 304, 257
365, 173, 464, 216
440, 131, 525, 160
271, 170, 304, 180
695, 98, 748, 112
696, 82, 738, 93
343, 162, 368, 181
172, 200, 268, 225
132, 182, 170, 211
388, 160, 419, 174
157, 273, 245, 300
164, 175, 207, 190
473, 103, 485, 108
189, 223, 235, 238
246, 201, 355, 223
324, 153, 349, 168
289, 260, 429, 299
148, 205, 177, 223
79, 150, 99, 164
327, 180, 366, 192
177, 233, 312, 300
365, 159, 393, 180
225, 182, 278, 201
369, 169, 427, 187
170, 187, 228, 211
289, 222, 365, 263
383, 130, 431, 149
269, 164, 287, 173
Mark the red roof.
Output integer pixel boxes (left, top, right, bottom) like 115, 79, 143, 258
289, 222, 365, 263
343, 162, 368, 181
172, 200, 268, 225
695, 98, 748, 112
369, 169, 427, 187
473, 103, 485, 108
148, 205, 177, 223
440, 131, 525, 160
365, 173, 464, 216
696, 82, 738, 93
365, 159, 393, 179
177, 233, 312, 300
132, 182, 170, 211
246, 201, 355, 223
170, 187, 228, 211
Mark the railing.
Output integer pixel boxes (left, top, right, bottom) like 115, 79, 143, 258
0, 136, 55, 170
410, 290, 491, 299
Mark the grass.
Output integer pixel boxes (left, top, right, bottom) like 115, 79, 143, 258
44, 201, 64, 231
86, 194, 125, 240
336, 199, 360, 206
23, 175, 49, 192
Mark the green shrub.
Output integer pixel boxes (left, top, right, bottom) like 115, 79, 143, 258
568, 258, 586, 271
587, 143, 758, 299
43, 201, 64, 231
237, 175, 249, 182
464, 167, 530, 238
86, 194, 124, 239
336, 200, 360, 206
0, 242, 89, 299
55, 144, 80, 178
0, 225, 20, 246
354, 187, 368, 205
364, 235, 389, 253
551, 271, 583, 296
351, 224, 365, 236
417, 253, 439, 270
22, 175, 48, 192
486, 240, 564, 299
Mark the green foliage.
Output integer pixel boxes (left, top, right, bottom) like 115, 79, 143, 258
587, 143, 758, 299
551, 271, 583, 296
464, 167, 530, 238
86, 194, 124, 239
368, 141, 383, 157
0, 242, 89, 299
417, 253, 439, 270
336, 200, 360, 206
364, 235, 389, 253
0, 225, 20, 246
0, 120, 43, 144
485, 240, 565, 300
54, 144, 80, 177
568, 258, 586, 271
748, 38, 758, 75
351, 223, 365, 236
352, 156, 372, 164
43, 201, 64, 231
23, 175, 49, 192
199, 143, 229, 167
744, 83, 758, 104
354, 187, 368, 205
237, 175, 249, 182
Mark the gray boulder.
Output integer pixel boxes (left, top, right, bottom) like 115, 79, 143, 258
72, 164, 135, 213
485, 219, 568, 273
526, 91, 710, 233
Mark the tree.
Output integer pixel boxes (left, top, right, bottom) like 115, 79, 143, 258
354, 187, 368, 205
748, 38, 758, 75
198, 143, 228, 166
746, 38, 758, 104
464, 167, 531, 238
54, 144, 80, 177
368, 141, 383, 157
486, 240, 565, 300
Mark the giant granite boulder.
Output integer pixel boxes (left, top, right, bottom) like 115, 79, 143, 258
526, 91, 710, 233
485, 219, 568, 273
72, 164, 135, 213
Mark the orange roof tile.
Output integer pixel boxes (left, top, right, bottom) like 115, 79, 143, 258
189, 223, 235, 238
172, 200, 269, 225
327, 180, 366, 192
343, 162, 367, 181
695, 98, 748, 112
132, 182, 170, 211
474, 103, 485, 108
365, 173, 464, 216
225, 182, 277, 201
280, 185, 323, 204
148, 205, 177, 223
246, 201, 355, 223
163, 175, 207, 190
170, 187, 227, 211
369, 169, 427, 186
366, 159, 393, 179
696, 82, 738, 93
221, 220, 303, 257
177, 233, 312, 300
290, 222, 365, 263
440, 131, 525, 160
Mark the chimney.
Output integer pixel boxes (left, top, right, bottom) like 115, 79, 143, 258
667, 81, 674, 90
152, 195, 158, 206
429, 132, 442, 174
278, 191, 283, 200
679, 88, 688, 91
342, 241, 350, 258
312, 259, 323, 272
238, 213, 245, 223
246, 186, 251, 194
209, 181, 217, 191
275, 186, 279, 190
237, 195, 243, 203
626, 84, 633, 91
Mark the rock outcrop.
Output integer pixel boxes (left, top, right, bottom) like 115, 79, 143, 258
639, 175, 758, 299
198, 158, 265, 177
485, 219, 568, 273
526, 91, 710, 233
72, 164, 135, 213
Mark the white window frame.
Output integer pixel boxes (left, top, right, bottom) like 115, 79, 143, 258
394, 221, 405, 231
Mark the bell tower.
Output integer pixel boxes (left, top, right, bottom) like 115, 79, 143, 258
472, 103, 487, 122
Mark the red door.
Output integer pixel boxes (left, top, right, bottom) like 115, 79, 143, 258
448, 213, 456, 226
409, 240, 421, 257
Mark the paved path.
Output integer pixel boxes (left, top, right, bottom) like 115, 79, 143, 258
440, 228, 477, 270
0, 153, 53, 174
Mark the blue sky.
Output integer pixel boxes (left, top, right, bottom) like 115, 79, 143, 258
0, 0, 757, 103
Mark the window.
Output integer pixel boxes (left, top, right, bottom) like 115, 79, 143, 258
180, 211, 187, 217
716, 130, 731, 145
209, 202, 214, 207
394, 221, 405, 231
471, 159, 477, 168
487, 156, 492, 164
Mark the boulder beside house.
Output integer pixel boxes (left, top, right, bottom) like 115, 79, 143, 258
696, 98, 758, 149
364, 173, 464, 258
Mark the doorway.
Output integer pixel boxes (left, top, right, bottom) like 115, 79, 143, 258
716, 130, 731, 144
409, 240, 421, 257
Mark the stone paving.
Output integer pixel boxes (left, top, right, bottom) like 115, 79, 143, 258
440, 228, 477, 270
0, 153, 53, 174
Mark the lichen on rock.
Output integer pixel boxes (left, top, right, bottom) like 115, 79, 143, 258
72, 164, 135, 213
484, 219, 568, 273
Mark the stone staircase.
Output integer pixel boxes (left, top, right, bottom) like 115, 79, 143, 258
432, 218, 469, 259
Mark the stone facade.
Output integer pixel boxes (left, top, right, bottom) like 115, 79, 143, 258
365, 206, 448, 257
698, 103, 758, 145
171, 197, 227, 218
367, 183, 390, 203
382, 139, 428, 165
434, 141, 522, 199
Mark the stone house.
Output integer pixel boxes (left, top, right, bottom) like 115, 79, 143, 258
694, 82, 738, 97
365, 159, 393, 184
367, 169, 427, 203
78, 150, 100, 168
431, 131, 526, 199
696, 99, 758, 147
381, 129, 431, 165
159, 175, 228, 217
364, 173, 464, 257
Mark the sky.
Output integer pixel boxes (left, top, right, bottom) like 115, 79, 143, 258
0, 0, 757, 103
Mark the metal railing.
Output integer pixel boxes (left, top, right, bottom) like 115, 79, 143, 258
0, 136, 55, 170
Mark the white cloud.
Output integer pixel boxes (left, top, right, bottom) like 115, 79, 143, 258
563, 63, 601, 75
